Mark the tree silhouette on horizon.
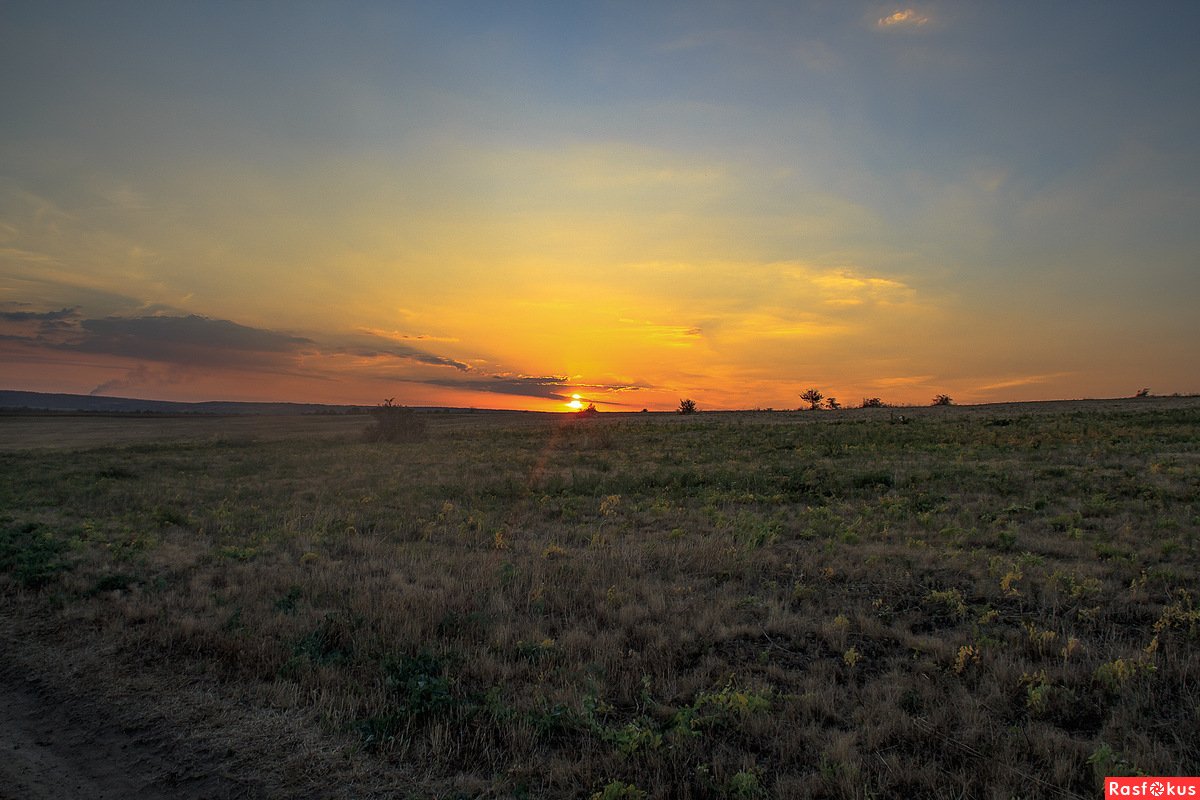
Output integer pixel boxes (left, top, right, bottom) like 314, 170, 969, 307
800, 388, 823, 410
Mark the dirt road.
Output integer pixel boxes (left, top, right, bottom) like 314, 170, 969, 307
0, 667, 261, 800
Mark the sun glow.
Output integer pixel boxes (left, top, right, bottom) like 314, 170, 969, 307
566, 393, 583, 410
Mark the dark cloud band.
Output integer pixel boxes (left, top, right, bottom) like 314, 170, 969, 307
2, 306, 649, 404
0, 306, 79, 322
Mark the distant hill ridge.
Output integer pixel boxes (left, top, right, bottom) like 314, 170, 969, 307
0, 390, 392, 415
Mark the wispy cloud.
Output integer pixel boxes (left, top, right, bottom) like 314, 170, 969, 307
871, 374, 936, 388
617, 318, 704, 345
976, 373, 1075, 392
0, 246, 60, 265
876, 9, 931, 29
418, 374, 572, 401
808, 271, 914, 307
571, 381, 649, 394
658, 31, 719, 52
90, 364, 183, 396
482, 143, 728, 194
337, 344, 472, 372
357, 327, 459, 344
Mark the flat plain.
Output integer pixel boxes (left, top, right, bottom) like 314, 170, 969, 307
1, 398, 1198, 799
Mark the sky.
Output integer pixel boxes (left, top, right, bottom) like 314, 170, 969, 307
2, 1, 1198, 411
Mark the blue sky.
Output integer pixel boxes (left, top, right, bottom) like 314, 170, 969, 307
2, 2, 1198, 408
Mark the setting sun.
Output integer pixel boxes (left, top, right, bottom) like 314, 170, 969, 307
566, 394, 583, 411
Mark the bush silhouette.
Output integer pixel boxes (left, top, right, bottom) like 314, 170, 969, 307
825, 397, 841, 410
678, 398, 698, 415
363, 398, 427, 443
861, 397, 885, 408
932, 394, 954, 406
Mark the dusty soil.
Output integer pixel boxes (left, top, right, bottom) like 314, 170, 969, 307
0, 656, 266, 800
0, 623, 394, 800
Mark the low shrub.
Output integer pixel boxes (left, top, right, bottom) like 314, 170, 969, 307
363, 398, 427, 443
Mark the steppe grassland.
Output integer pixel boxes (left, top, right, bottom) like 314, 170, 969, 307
1, 402, 1198, 798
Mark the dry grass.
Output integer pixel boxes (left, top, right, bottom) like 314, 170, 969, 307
1, 399, 1198, 798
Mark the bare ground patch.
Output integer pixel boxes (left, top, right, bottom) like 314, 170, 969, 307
0, 622, 399, 800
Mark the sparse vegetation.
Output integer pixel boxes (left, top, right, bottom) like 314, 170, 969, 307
824, 397, 841, 410
1, 398, 1198, 798
678, 398, 698, 414
362, 398, 427, 443
0, 521, 68, 588
861, 397, 886, 408
800, 388, 823, 409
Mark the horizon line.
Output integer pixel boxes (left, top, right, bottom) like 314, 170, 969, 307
2, 387, 1196, 416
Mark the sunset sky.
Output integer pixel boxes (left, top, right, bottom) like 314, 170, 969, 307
2, 2, 1198, 411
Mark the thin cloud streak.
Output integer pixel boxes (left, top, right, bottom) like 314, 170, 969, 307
357, 327, 460, 343
976, 373, 1076, 393
417, 375, 645, 406
90, 364, 178, 396
337, 345, 472, 373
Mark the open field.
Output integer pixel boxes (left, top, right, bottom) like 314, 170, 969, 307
1, 398, 1198, 798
